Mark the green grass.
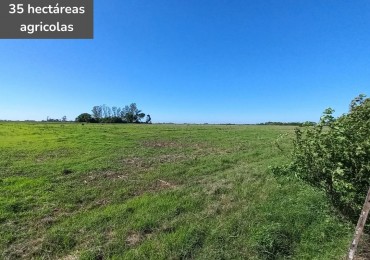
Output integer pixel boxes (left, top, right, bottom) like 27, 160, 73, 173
0, 122, 353, 259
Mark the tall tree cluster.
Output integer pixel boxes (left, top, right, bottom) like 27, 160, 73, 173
76, 103, 151, 123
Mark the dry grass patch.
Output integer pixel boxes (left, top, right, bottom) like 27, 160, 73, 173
156, 179, 177, 189
3, 237, 44, 260
83, 170, 129, 183
141, 140, 184, 148
126, 232, 142, 247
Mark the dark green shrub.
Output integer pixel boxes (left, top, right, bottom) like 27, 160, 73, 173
274, 95, 370, 219
75, 113, 95, 123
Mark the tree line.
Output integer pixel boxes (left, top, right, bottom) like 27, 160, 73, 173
44, 116, 68, 122
76, 103, 151, 123
258, 121, 317, 126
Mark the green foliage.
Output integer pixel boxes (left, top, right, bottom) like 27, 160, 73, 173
100, 116, 123, 123
145, 114, 152, 124
85, 103, 147, 123
275, 94, 370, 218
122, 103, 145, 123
75, 113, 94, 123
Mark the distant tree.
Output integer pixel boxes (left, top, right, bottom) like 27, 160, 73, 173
121, 105, 129, 121
123, 103, 145, 123
116, 107, 122, 118
102, 104, 112, 118
145, 114, 152, 124
109, 117, 123, 123
46, 116, 60, 122
107, 106, 112, 118
92, 106, 102, 121
85, 103, 149, 124
76, 113, 93, 123
112, 106, 118, 117
62, 116, 67, 122
302, 121, 317, 126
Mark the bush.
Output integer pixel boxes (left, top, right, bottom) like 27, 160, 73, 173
273, 95, 370, 219
75, 113, 94, 123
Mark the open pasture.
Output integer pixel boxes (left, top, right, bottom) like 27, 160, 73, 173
0, 123, 352, 259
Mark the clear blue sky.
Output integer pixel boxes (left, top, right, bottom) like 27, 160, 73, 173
1, 0, 369, 123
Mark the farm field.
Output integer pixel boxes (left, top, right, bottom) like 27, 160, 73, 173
0, 122, 353, 259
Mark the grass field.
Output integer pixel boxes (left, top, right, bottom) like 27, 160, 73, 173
0, 122, 353, 259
